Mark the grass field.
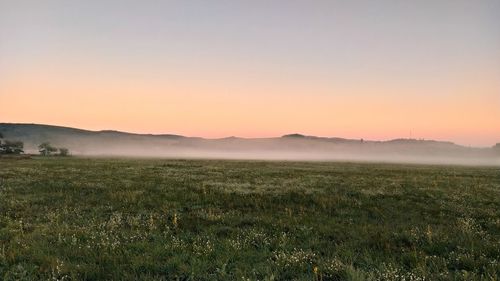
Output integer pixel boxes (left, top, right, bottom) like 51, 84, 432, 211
0, 158, 499, 280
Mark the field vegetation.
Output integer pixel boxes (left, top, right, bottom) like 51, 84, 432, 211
0, 158, 499, 280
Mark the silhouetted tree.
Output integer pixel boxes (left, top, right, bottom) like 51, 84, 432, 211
38, 142, 57, 156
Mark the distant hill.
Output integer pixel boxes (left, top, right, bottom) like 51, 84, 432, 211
282, 133, 307, 138
0, 123, 498, 165
494, 143, 500, 152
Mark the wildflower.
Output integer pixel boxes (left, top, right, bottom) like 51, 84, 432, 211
313, 266, 320, 281
426, 225, 432, 241
172, 213, 178, 228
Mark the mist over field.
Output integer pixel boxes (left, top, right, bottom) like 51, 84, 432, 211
2, 0, 500, 279
1, 123, 498, 166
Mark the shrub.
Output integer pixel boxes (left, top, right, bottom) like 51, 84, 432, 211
59, 148, 69, 156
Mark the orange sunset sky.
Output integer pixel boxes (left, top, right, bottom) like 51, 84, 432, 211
1, 1, 499, 146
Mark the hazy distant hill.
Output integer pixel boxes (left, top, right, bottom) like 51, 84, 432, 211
0, 123, 186, 155
0, 123, 498, 165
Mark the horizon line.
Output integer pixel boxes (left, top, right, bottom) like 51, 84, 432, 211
3, 122, 497, 148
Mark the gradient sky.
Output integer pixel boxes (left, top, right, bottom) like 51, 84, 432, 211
1, 0, 499, 146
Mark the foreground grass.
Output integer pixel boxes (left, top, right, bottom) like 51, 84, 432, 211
0, 158, 499, 280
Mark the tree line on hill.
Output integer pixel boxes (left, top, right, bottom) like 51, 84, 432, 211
0, 133, 69, 156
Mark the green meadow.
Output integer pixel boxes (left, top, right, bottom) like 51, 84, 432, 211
0, 158, 499, 280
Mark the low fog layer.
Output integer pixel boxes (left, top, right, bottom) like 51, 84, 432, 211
1, 123, 499, 166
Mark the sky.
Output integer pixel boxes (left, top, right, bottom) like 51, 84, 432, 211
1, 0, 499, 146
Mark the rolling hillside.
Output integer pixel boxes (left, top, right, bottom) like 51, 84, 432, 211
0, 123, 498, 165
